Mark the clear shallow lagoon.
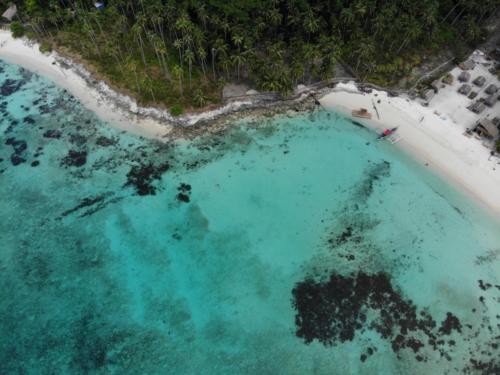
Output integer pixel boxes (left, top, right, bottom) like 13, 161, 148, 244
0, 60, 499, 374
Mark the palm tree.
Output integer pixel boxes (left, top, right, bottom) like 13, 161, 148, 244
184, 49, 195, 88
173, 39, 184, 67
172, 65, 183, 96
131, 22, 147, 68
231, 53, 245, 81
194, 88, 206, 107
197, 47, 208, 79
232, 34, 243, 49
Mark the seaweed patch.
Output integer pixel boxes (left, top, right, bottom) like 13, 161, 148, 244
124, 162, 170, 196
176, 183, 192, 203
1, 79, 25, 96
61, 192, 121, 218
292, 271, 499, 369
61, 150, 87, 167
5, 137, 28, 166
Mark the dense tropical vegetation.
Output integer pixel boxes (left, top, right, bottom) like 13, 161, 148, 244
4, 0, 500, 112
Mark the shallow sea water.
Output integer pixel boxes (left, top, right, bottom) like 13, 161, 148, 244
0, 60, 499, 375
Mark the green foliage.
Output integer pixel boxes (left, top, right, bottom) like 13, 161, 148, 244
39, 41, 52, 54
194, 89, 207, 108
170, 104, 184, 117
10, 22, 25, 38
496, 140, 500, 153
10, 0, 500, 108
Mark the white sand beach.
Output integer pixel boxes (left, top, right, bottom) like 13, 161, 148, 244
320, 82, 500, 218
0, 29, 176, 139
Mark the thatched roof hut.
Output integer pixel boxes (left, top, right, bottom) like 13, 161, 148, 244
469, 101, 485, 114
1, 4, 16, 21
484, 95, 497, 107
476, 118, 499, 139
458, 84, 472, 95
473, 76, 486, 87
485, 84, 498, 95
458, 71, 471, 82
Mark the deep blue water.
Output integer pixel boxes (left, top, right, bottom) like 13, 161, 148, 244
0, 60, 499, 374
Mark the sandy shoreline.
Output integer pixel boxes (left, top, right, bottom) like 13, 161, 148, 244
320, 83, 500, 219
1, 30, 499, 218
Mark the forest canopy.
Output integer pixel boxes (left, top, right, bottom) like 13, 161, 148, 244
4, 0, 500, 112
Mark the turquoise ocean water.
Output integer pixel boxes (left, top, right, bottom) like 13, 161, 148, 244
0, 60, 499, 374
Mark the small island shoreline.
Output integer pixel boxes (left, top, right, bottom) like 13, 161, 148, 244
0, 29, 324, 140
1, 29, 500, 219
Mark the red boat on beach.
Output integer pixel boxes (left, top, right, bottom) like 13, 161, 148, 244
377, 127, 398, 140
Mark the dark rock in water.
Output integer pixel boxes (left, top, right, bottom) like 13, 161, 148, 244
439, 312, 462, 335
31, 160, 40, 167
95, 136, 116, 147
23, 116, 36, 125
124, 162, 170, 196
38, 104, 50, 114
292, 271, 466, 363
176, 193, 190, 203
6, 137, 27, 154
10, 154, 26, 166
61, 150, 87, 167
177, 183, 192, 193
1, 79, 24, 96
0, 157, 3, 163
43, 129, 61, 139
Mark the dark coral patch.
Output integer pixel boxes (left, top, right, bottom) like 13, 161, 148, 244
177, 183, 192, 193
95, 136, 116, 147
23, 116, 36, 125
10, 154, 26, 166
1, 78, 24, 96
124, 162, 170, 196
43, 129, 61, 139
61, 150, 87, 167
176, 193, 190, 203
292, 272, 464, 363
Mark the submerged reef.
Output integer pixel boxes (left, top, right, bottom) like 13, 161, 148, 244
124, 162, 170, 196
292, 271, 499, 371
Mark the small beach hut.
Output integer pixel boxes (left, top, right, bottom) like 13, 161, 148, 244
485, 84, 498, 95
484, 95, 497, 107
476, 119, 499, 139
458, 84, 472, 95
1, 4, 17, 22
459, 60, 475, 70
473, 76, 486, 87
458, 71, 471, 82
469, 101, 485, 114
421, 89, 435, 102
